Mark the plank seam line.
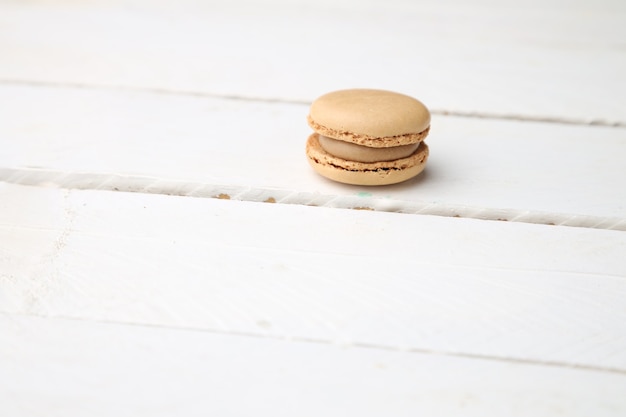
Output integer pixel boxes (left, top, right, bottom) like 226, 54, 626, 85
2, 168, 625, 231
1, 78, 625, 128
5, 312, 626, 376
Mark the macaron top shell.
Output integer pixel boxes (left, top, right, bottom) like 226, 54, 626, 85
308, 89, 430, 144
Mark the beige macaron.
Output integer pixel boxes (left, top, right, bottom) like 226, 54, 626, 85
306, 89, 430, 186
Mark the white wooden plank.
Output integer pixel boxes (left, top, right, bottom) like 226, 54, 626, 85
0, 0, 624, 124
1, 313, 625, 417
1, 84, 624, 226
2, 183, 625, 372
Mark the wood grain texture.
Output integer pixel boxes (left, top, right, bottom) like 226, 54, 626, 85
2, 183, 625, 373
1, 1, 625, 414
2, 314, 625, 417
1, 84, 625, 226
0, 0, 624, 124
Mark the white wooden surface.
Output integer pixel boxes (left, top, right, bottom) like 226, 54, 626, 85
2, 314, 626, 417
2, 183, 626, 370
1, 0, 625, 124
1, 84, 625, 228
1, 0, 626, 415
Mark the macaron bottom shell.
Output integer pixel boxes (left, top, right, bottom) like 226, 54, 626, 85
305, 133, 429, 186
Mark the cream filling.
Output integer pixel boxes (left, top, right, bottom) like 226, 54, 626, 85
318, 135, 419, 163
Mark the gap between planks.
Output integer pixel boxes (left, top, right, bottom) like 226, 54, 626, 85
5, 311, 626, 377
2, 168, 625, 231
2, 78, 625, 128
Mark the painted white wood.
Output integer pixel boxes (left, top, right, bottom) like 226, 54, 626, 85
0, 0, 624, 124
2, 183, 625, 372
1, 84, 624, 225
1, 0, 625, 413
2, 314, 625, 417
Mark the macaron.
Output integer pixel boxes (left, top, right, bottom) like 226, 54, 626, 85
306, 89, 431, 186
